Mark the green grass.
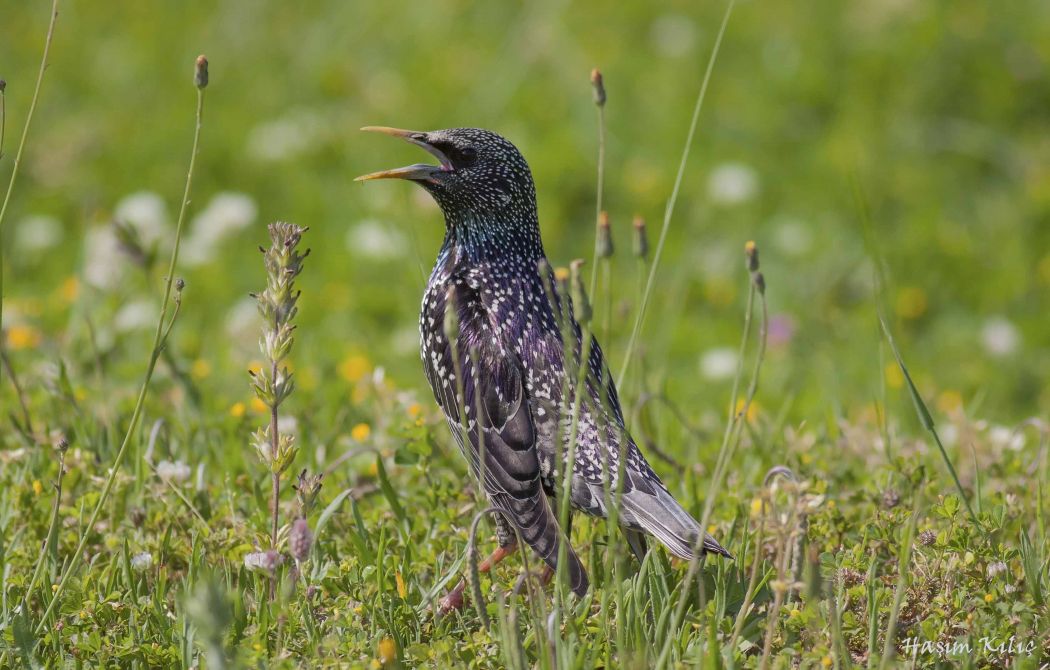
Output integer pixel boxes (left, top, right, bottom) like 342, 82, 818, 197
2, 0, 1050, 667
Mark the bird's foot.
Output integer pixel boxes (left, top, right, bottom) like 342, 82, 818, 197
438, 579, 468, 615
437, 542, 518, 615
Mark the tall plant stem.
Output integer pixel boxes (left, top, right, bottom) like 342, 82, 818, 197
588, 104, 606, 297
33, 84, 205, 635
0, 0, 59, 385
617, 0, 735, 389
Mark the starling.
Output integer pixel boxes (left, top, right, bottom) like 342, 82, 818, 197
357, 126, 731, 602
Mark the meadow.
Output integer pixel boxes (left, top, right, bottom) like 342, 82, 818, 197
1, 0, 1048, 667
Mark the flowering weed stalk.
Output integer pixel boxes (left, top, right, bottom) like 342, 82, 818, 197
0, 0, 59, 384
250, 222, 309, 555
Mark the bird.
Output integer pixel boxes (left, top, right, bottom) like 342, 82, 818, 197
356, 126, 731, 608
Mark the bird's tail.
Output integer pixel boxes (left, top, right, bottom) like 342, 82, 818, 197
620, 483, 733, 560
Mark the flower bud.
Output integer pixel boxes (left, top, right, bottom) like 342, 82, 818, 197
0, 79, 6, 93
570, 259, 591, 325
590, 68, 606, 107
194, 55, 209, 89
745, 240, 759, 272
596, 211, 613, 259
632, 216, 648, 259
289, 518, 313, 562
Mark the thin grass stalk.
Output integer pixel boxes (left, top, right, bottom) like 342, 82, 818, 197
828, 578, 850, 670
268, 346, 281, 551
0, 79, 6, 160
555, 329, 592, 611
878, 316, 980, 528
1, 348, 34, 439
0, 0, 59, 384
20, 443, 67, 616
853, 177, 980, 529
728, 512, 765, 653
877, 505, 918, 670
616, 0, 736, 389
32, 60, 207, 635
655, 249, 767, 669
757, 497, 800, 670
588, 70, 607, 298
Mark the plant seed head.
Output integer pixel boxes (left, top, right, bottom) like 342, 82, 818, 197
570, 259, 592, 325
745, 240, 759, 272
590, 68, 606, 107
194, 55, 209, 89
596, 211, 613, 259
632, 215, 648, 259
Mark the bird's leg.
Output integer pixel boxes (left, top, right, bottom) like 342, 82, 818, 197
438, 541, 518, 615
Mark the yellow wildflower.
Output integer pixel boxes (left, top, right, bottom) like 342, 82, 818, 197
251, 397, 269, 414
735, 398, 759, 423
5, 325, 42, 350
821, 657, 833, 668
351, 423, 371, 442
749, 498, 765, 519
407, 403, 422, 418
339, 354, 371, 383
32, 480, 44, 496
229, 402, 247, 418
396, 572, 407, 599
984, 593, 995, 603
378, 637, 397, 665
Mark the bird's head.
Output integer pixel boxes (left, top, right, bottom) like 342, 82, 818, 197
356, 127, 536, 222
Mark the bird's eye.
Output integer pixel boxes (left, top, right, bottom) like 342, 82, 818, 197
457, 146, 478, 165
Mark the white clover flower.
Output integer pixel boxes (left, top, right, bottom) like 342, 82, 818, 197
130, 552, 152, 572
181, 192, 258, 266
986, 561, 1008, 578
707, 162, 759, 205
244, 550, 283, 574
115, 191, 170, 245
700, 347, 739, 381
156, 460, 191, 483
15, 215, 64, 253
988, 425, 1024, 451
346, 219, 407, 260
83, 226, 124, 289
981, 317, 1020, 357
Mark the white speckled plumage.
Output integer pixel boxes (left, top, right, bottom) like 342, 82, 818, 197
370, 127, 730, 595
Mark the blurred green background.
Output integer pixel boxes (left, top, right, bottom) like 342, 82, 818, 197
2, 0, 1048, 433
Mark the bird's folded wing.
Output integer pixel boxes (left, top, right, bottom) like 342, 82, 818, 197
428, 311, 587, 595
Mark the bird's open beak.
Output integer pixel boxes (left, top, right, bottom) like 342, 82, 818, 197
355, 126, 453, 183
